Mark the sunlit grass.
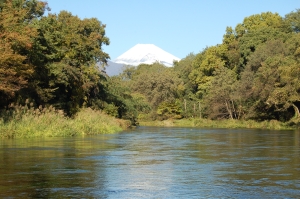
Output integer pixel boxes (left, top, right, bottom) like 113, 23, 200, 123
139, 118, 294, 130
0, 104, 130, 138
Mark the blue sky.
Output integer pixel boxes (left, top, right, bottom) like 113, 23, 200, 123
46, 0, 299, 60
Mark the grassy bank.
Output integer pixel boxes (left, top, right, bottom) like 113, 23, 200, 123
0, 106, 130, 138
139, 118, 296, 130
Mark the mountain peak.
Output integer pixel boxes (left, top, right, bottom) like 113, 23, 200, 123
114, 44, 180, 67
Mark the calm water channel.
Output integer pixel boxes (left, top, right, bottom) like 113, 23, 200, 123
0, 126, 299, 198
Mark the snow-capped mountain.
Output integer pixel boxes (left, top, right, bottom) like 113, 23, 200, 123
114, 44, 180, 67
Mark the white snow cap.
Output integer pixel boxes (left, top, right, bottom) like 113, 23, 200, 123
114, 44, 180, 67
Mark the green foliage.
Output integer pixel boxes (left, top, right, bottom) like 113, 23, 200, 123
238, 27, 289, 69
204, 67, 238, 119
189, 45, 226, 99
89, 76, 150, 124
103, 103, 118, 117
157, 100, 183, 120
27, 11, 110, 115
175, 9, 300, 125
235, 12, 284, 34
0, 0, 140, 131
235, 37, 300, 121
222, 27, 240, 72
173, 53, 197, 98
284, 9, 300, 33
129, 63, 182, 107
1, 3, 300, 132
231, 12, 291, 74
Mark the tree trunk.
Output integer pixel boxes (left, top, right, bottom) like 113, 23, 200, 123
292, 103, 300, 118
198, 101, 202, 119
225, 100, 233, 119
231, 100, 237, 119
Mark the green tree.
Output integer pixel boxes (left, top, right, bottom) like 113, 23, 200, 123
189, 45, 226, 99
130, 63, 182, 108
247, 39, 287, 72
235, 12, 284, 37
234, 12, 290, 74
222, 27, 240, 72
204, 67, 238, 119
237, 39, 293, 121
173, 53, 197, 99
266, 34, 300, 121
28, 11, 109, 115
156, 100, 183, 120
284, 9, 300, 33
91, 75, 150, 124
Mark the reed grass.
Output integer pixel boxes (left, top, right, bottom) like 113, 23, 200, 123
0, 103, 130, 138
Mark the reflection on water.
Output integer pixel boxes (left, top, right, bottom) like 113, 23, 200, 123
0, 127, 299, 198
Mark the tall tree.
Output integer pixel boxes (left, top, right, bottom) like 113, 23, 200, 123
237, 39, 294, 121
173, 53, 197, 99
28, 11, 110, 115
204, 67, 238, 119
189, 45, 226, 99
0, 0, 47, 106
266, 34, 300, 120
129, 63, 182, 108
235, 12, 284, 37
234, 12, 288, 74
222, 27, 240, 72
284, 9, 300, 33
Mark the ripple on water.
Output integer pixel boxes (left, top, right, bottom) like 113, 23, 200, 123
0, 127, 299, 198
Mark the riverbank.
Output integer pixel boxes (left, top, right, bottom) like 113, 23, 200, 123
0, 107, 130, 138
139, 118, 297, 130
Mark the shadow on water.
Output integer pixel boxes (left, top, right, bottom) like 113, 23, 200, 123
0, 127, 299, 198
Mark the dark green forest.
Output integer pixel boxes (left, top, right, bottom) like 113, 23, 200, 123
1, 0, 300, 128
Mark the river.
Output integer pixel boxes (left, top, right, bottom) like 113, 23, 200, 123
0, 126, 299, 198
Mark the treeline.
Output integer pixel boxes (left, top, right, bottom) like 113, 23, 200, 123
0, 0, 146, 124
1, 0, 300, 127
116, 10, 300, 126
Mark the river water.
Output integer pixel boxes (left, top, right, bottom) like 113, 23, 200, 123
0, 126, 299, 198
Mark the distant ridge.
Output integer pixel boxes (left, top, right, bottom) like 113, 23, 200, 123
114, 44, 180, 67
104, 60, 124, 76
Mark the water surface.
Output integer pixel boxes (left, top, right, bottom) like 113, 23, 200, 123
0, 126, 299, 198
